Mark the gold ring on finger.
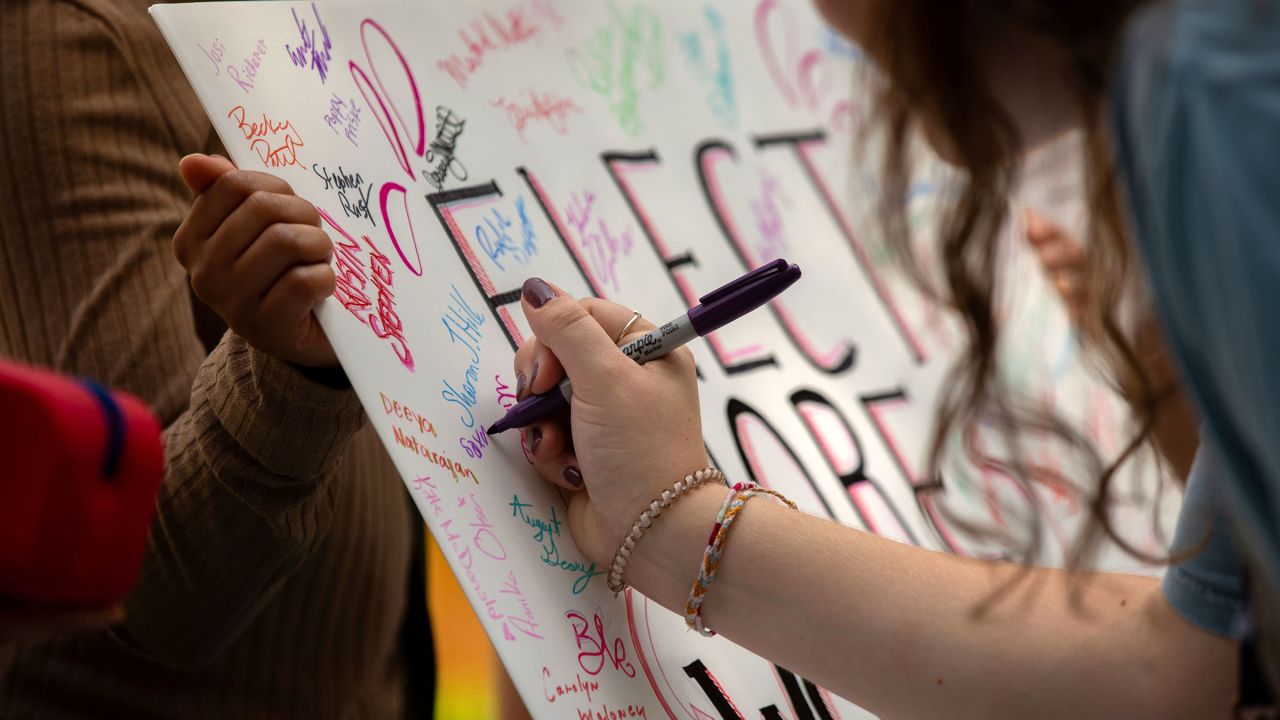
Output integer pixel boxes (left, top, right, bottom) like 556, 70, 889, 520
614, 311, 642, 345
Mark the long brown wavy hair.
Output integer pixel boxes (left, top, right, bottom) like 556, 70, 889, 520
862, 0, 1183, 564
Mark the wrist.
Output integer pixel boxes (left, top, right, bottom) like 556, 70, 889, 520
623, 482, 725, 612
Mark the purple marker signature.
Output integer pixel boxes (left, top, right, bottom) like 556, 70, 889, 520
286, 2, 333, 83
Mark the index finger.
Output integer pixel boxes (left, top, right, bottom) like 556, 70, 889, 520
579, 297, 659, 346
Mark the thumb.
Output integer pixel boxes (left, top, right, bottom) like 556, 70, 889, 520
520, 278, 622, 383
179, 153, 236, 194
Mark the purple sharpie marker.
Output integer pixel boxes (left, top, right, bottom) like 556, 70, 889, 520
486, 259, 801, 435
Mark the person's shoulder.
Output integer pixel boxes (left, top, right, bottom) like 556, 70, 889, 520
1114, 1, 1177, 124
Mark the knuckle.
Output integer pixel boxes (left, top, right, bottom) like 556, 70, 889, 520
266, 173, 295, 195
579, 297, 612, 314
262, 223, 302, 256
551, 304, 596, 334
217, 169, 257, 197
244, 189, 278, 216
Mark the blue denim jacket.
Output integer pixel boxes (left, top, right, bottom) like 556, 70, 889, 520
1113, 0, 1280, 636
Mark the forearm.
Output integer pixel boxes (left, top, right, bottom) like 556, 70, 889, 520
117, 332, 366, 666
627, 486, 1237, 720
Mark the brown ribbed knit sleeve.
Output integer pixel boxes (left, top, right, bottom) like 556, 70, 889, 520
0, 0, 367, 666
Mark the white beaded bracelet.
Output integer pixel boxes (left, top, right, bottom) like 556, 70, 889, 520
606, 467, 724, 595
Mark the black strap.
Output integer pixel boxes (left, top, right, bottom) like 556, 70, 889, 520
401, 502, 437, 719
1238, 635, 1277, 719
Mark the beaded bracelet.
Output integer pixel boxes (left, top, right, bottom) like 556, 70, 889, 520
685, 482, 796, 636
606, 467, 725, 595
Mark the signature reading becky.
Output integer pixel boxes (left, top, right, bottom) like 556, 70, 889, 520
228, 106, 306, 169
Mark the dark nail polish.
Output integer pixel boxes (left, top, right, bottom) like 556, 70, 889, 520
528, 427, 542, 454
563, 466, 583, 488
527, 361, 539, 397
522, 277, 556, 309
515, 371, 527, 399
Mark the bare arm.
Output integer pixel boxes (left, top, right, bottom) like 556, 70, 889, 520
509, 283, 1239, 720
625, 487, 1236, 720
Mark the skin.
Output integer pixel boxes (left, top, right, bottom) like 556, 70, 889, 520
1026, 210, 1201, 479
509, 3, 1239, 716
172, 155, 557, 715
174, 154, 339, 369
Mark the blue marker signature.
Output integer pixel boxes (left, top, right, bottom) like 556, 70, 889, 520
510, 495, 603, 594
680, 5, 736, 129
441, 285, 485, 429
477, 201, 538, 272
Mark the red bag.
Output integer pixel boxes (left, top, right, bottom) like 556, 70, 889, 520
0, 360, 164, 607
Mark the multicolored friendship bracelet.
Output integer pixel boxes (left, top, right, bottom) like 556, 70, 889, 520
606, 467, 725, 595
685, 482, 797, 637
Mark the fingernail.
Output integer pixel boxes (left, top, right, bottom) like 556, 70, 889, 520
515, 371, 527, 399
522, 277, 556, 309
527, 361, 539, 397
528, 427, 542, 455
563, 466, 583, 488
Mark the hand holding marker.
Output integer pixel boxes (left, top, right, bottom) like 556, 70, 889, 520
487, 259, 802, 435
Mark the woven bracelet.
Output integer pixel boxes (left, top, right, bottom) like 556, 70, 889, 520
606, 467, 725, 595
685, 482, 796, 637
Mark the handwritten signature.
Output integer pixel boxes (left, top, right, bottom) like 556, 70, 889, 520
440, 498, 544, 641
319, 208, 413, 369
568, 1, 665, 136
565, 191, 634, 293
314, 164, 374, 226
441, 285, 486, 430
410, 475, 445, 518
749, 171, 791, 262
680, 5, 737, 128
459, 428, 490, 460
436, 3, 547, 89
496, 374, 536, 463
476, 202, 538, 272
566, 610, 636, 678
422, 106, 468, 192
323, 94, 361, 147
511, 495, 603, 594
285, 2, 333, 83
229, 105, 305, 169
198, 38, 225, 76
491, 89, 584, 143
227, 39, 267, 93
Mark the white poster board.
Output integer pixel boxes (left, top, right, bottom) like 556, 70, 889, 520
151, 2, 1173, 716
